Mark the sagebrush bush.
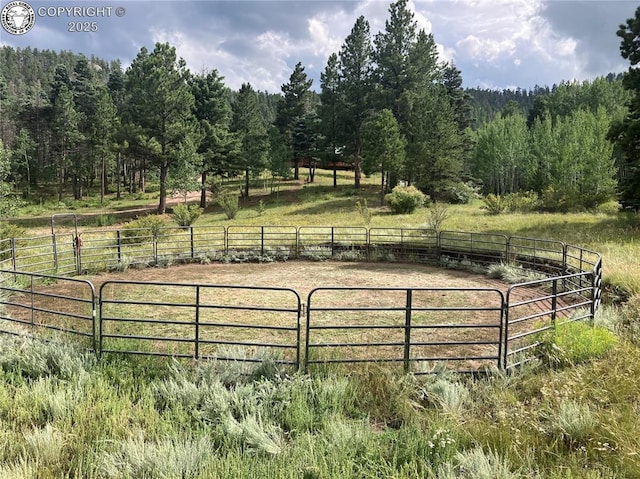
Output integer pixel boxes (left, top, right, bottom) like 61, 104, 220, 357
120, 215, 170, 245
0, 336, 93, 380
550, 399, 597, 446
385, 185, 427, 214
171, 203, 203, 227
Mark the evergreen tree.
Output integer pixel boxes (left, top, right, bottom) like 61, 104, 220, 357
612, 6, 640, 208
190, 70, 235, 207
92, 87, 119, 204
231, 83, 269, 199
319, 53, 342, 187
275, 62, 313, 180
50, 85, 83, 201
125, 43, 197, 214
338, 16, 373, 188
362, 108, 406, 204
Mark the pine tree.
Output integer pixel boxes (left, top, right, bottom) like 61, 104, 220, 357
338, 16, 373, 188
362, 108, 406, 204
124, 43, 197, 214
610, 7, 640, 208
275, 62, 313, 180
231, 83, 269, 199
319, 53, 341, 187
190, 70, 235, 207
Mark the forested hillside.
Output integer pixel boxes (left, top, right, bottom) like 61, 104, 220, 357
0, 0, 638, 216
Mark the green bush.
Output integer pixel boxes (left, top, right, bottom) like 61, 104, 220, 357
431, 181, 479, 204
120, 215, 170, 244
504, 191, 541, 212
385, 185, 427, 214
481, 194, 507, 215
217, 194, 240, 220
171, 203, 203, 228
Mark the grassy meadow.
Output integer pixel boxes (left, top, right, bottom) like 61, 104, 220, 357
1, 170, 640, 478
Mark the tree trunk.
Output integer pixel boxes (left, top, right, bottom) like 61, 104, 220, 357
116, 152, 121, 200
100, 154, 105, 205
294, 158, 300, 180
245, 169, 250, 199
308, 160, 316, 183
158, 162, 168, 214
200, 171, 207, 208
380, 169, 385, 206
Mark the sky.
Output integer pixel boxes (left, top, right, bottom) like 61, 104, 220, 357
0, 0, 637, 93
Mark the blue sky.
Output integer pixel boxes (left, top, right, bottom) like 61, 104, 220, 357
0, 0, 636, 92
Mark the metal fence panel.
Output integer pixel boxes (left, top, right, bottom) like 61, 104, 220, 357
504, 271, 594, 370
508, 236, 565, 276
439, 231, 508, 265
99, 280, 302, 367
305, 286, 505, 374
369, 228, 438, 263
227, 226, 298, 258
0, 269, 96, 348
298, 226, 368, 260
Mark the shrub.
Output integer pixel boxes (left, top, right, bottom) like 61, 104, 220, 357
171, 203, 203, 228
482, 194, 507, 215
0, 223, 26, 240
550, 399, 597, 445
120, 215, 170, 245
431, 181, 479, 204
217, 194, 240, 220
504, 191, 540, 212
385, 185, 427, 214
425, 203, 450, 231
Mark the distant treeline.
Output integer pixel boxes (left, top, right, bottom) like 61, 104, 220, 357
0, 0, 634, 215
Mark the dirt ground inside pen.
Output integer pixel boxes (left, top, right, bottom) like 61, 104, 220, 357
87, 261, 507, 295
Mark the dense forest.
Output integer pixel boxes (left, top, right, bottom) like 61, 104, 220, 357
1, 0, 639, 215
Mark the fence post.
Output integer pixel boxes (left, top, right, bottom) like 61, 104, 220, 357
116, 230, 121, 263
153, 231, 158, 266
404, 289, 412, 373
30, 275, 35, 328
261, 226, 265, 256
590, 261, 601, 319
10, 238, 17, 279
331, 227, 335, 257
194, 285, 200, 359
502, 291, 510, 371
551, 279, 558, 326
52, 233, 58, 270
505, 236, 510, 264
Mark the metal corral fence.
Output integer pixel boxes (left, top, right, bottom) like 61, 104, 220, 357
0, 225, 602, 373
